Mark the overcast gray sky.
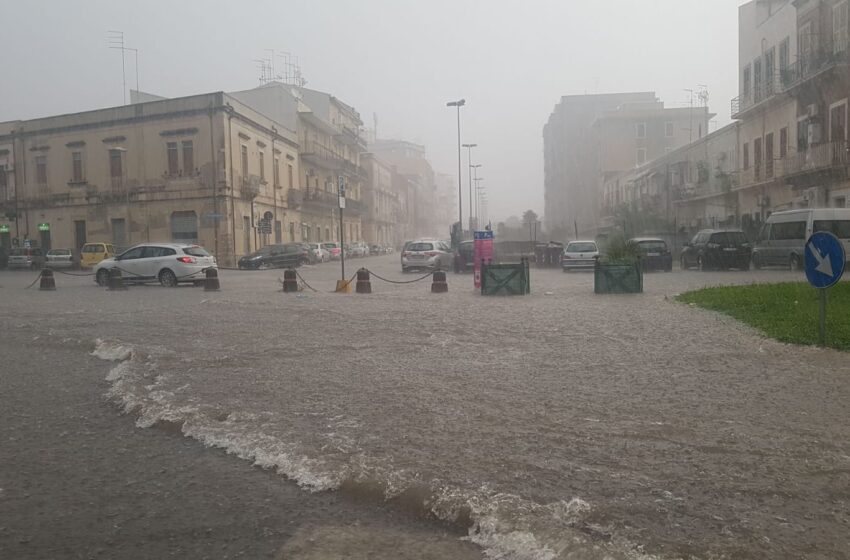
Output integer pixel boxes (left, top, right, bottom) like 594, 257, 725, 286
0, 0, 742, 222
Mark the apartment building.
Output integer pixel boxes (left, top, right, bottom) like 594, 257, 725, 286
230, 83, 366, 245
0, 93, 299, 266
543, 92, 707, 238
361, 153, 399, 246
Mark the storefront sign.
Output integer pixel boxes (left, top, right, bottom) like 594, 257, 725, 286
37, 222, 50, 232
0, 224, 9, 233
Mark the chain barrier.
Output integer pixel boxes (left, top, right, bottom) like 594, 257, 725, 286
366, 269, 435, 285
24, 272, 43, 290
294, 269, 319, 293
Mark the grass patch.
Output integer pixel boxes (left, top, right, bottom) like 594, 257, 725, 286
676, 282, 850, 351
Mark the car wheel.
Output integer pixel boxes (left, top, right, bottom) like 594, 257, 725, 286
96, 269, 110, 287
159, 268, 178, 287
790, 254, 801, 271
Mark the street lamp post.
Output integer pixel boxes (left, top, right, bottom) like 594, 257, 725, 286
447, 99, 465, 239
471, 165, 482, 227
463, 143, 477, 230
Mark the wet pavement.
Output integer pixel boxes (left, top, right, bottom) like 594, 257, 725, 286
0, 258, 848, 559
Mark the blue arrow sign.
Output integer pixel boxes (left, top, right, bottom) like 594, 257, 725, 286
804, 231, 846, 289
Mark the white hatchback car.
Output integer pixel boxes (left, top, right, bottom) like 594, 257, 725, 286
94, 243, 216, 287
561, 240, 600, 271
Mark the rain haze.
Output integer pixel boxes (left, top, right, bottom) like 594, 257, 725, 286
0, 0, 740, 222
5, 1, 850, 560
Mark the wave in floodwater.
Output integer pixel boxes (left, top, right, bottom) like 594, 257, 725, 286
92, 338, 667, 560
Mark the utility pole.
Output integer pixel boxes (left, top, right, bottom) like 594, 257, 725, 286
446, 99, 466, 239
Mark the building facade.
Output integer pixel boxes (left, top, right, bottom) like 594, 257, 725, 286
0, 93, 300, 266
361, 153, 399, 246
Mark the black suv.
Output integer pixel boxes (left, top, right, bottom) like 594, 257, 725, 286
238, 244, 304, 270
680, 229, 751, 271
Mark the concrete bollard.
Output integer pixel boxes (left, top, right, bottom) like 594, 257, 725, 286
204, 268, 220, 292
282, 268, 299, 293
107, 268, 126, 291
431, 270, 448, 293
39, 268, 56, 291
355, 268, 372, 294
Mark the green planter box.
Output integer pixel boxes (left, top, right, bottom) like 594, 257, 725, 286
594, 260, 643, 294
481, 259, 530, 296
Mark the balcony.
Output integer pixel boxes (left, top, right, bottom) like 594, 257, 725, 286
784, 42, 850, 93
301, 141, 346, 171
783, 140, 849, 188
731, 74, 786, 119
301, 187, 362, 215
335, 125, 367, 149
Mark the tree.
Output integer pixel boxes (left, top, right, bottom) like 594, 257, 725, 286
522, 209, 539, 226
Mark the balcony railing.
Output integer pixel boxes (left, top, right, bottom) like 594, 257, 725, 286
784, 140, 849, 176
784, 45, 850, 91
731, 73, 785, 118
301, 141, 346, 171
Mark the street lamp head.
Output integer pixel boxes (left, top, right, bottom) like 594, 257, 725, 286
470, 164, 482, 169
446, 99, 466, 107
462, 143, 477, 148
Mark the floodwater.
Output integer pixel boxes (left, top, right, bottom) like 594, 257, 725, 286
2, 259, 849, 559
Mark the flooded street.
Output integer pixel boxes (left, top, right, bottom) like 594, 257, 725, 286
1, 258, 849, 559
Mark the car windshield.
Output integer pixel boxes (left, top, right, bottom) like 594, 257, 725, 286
566, 242, 597, 253
322, 243, 337, 249
408, 242, 434, 251
637, 241, 667, 252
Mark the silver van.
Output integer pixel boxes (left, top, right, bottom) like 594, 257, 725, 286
752, 208, 850, 270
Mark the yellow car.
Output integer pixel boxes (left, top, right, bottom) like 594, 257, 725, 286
80, 242, 115, 269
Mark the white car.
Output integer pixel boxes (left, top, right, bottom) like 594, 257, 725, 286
561, 240, 599, 271
401, 239, 453, 272
94, 243, 216, 287
307, 243, 330, 263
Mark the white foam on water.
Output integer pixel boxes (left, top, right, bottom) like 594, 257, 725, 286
93, 337, 677, 560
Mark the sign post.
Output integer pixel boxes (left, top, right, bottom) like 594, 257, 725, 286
473, 230, 495, 288
338, 175, 346, 285
804, 231, 845, 346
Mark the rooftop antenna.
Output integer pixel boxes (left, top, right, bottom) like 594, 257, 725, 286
373, 112, 378, 142
108, 30, 127, 104
279, 52, 306, 87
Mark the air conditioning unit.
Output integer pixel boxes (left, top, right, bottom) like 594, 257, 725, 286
808, 123, 823, 145
807, 104, 820, 118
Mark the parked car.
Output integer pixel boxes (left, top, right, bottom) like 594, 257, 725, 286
680, 229, 751, 271
347, 242, 369, 258
7, 247, 46, 269
307, 243, 330, 263
290, 243, 316, 265
238, 244, 305, 269
401, 239, 453, 272
630, 238, 673, 272
94, 243, 216, 287
561, 240, 599, 272
80, 242, 116, 269
369, 244, 384, 256
752, 208, 850, 270
45, 248, 77, 269
322, 242, 343, 260
453, 240, 475, 273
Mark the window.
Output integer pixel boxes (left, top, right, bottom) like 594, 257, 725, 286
834, 1, 848, 55
119, 246, 145, 260
182, 141, 194, 174
274, 220, 282, 244
111, 218, 126, 247
800, 22, 813, 73
109, 149, 123, 179
167, 142, 179, 176
829, 101, 847, 142
743, 143, 750, 170
754, 137, 762, 180
780, 127, 788, 159
71, 151, 84, 182
753, 58, 763, 100
779, 38, 790, 84
35, 155, 47, 185
771, 221, 806, 240
143, 246, 177, 258
241, 145, 249, 177
0, 165, 6, 198
636, 148, 646, 166
743, 65, 752, 97
274, 157, 280, 187
765, 133, 774, 178
288, 164, 294, 189
636, 122, 646, 139
764, 47, 776, 96
815, 219, 850, 238
171, 211, 198, 243
259, 151, 265, 181
665, 122, 674, 138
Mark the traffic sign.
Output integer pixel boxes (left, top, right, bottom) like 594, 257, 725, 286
339, 196, 346, 209
257, 218, 272, 235
804, 231, 845, 289
338, 175, 346, 197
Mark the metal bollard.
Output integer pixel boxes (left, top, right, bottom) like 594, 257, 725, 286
204, 268, 220, 291
355, 268, 371, 294
282, 268, 299, 293
107, 268, 126, 291
431, 270, 448, 293
39, 268, 56, 291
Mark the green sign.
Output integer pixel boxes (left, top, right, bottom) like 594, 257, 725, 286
0, 225, 9, 233
37, 222, 50, 232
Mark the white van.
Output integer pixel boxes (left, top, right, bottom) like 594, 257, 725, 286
752, 208, 850, 269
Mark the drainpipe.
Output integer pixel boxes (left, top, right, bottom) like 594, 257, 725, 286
11, 128, 20, 240
271, 127, 278, 243
227, 105, 237, 265
209, 105, 219, 261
